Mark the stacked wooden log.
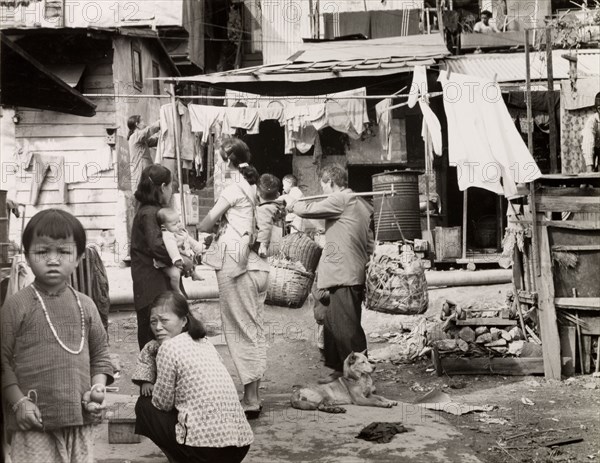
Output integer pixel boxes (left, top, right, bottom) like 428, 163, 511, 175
428, 297, 540, 357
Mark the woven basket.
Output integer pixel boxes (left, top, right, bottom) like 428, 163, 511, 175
266, 260, 314, 308
365, 256, 428, 315
278, 233, 322, 273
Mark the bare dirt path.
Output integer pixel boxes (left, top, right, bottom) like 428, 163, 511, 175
97, 282, 600, 462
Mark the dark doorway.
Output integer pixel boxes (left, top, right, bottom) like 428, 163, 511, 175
243, 121, 291, 179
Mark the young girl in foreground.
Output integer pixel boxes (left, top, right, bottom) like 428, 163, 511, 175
135, 291, 252, 463
1, 209, 114, 463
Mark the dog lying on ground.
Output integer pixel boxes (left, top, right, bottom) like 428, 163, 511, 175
291, 351, 398, 413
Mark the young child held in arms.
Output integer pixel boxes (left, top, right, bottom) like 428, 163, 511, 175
255, 173, 286, 258
280, 174, 304, 233
154, 207, 205, 293
232, 172, 286, 277
1, 209, 113, 463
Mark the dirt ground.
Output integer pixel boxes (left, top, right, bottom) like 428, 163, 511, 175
105, 283, 600, 463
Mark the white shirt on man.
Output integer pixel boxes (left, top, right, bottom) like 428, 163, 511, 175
474, 21, 499, 33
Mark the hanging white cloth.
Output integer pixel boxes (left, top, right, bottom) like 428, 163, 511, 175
408, 65, 428, 109
409, 65, 443, 156
375, 99, 392, 160
328, 87, 369, 135
222, 107, 260, 135
419, 99, 443, 156
438, 70, 542, 197
188, 105, 225, 143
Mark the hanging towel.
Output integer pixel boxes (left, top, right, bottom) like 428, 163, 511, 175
329, 88, 369, 134
188, 105, 225, 143
29, 153, 68, 205
375, 99, 392, 160
438, 71, 542, 196
326, 100, 359, 139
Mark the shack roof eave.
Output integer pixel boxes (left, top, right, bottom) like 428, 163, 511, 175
443, 50, 600, 84
0, 33, 96, 116
164, 34, 449, 96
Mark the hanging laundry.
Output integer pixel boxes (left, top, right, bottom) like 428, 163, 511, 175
258, 104, 285, 124
283, 104, 326, 154
328, 87, 369, 135
222, 107, 260, 135
419, 100, 443, 156
408, 65, 428, 109
438, 71, 541, 197
188, 105, 225, 143
193, 133, 203, 174
409, 65, 443, 156
293, 125, 319, 153
157, 102, 196, 162
325, 100, 358, 138
29, 153, 68, 205
375, 99, 392, 160
312, 132, 323, 167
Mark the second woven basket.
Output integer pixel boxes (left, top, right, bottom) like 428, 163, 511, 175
278, 233, 322, 273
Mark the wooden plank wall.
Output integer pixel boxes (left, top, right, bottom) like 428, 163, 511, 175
9, 58, 117, 246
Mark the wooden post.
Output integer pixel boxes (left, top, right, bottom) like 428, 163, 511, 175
537, 224, 562, 379
525, 29, 541, 277
315, 0, 320, 39
308, 0, 315, 39
524, 29, 534, 154
169, 82, 186, 226
496, 195, 504, 250
546, 27, 558, 173
462, 189, 468, 260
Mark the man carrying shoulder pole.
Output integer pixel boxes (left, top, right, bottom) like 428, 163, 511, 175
287, 165, 374, 383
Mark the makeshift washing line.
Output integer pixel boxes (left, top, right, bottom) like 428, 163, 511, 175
82, 92, 445, 101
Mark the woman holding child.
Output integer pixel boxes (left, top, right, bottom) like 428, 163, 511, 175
198, 138, 269, 418
130, 164, 192, 349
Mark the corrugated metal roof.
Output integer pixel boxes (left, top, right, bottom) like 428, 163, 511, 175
444, 50, 600, 83
291, 34, 449, 63
176, 34, 449, 86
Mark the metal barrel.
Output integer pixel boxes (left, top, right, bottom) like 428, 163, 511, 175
372, 170, 422, 241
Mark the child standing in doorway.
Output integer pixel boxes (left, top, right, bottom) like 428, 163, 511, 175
1, 209, 114, 463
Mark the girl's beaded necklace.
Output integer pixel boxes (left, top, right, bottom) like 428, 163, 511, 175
32, 284, 85, 355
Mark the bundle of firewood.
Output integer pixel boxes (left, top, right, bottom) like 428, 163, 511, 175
427, 297, 540, 357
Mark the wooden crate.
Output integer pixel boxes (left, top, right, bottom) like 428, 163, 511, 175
108, 418, 141, 444
434, 226, 462, 260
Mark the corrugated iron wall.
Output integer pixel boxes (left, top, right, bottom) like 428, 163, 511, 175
260, 0, 424, 64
